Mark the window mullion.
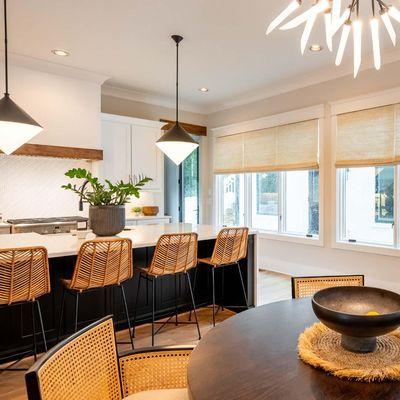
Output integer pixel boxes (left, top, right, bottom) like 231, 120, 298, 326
279, 171, 285, 233
394, 165, 399, 248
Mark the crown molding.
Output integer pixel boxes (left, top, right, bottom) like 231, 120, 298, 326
101, 84, 208, 115
204, 46, 400, 115
6, 52, 109, 85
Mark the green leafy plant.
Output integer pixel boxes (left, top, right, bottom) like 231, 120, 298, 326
62, 168, 152, 206
132, 207, 142, 213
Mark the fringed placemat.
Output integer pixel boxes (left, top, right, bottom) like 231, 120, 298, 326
298, 322, 400, 382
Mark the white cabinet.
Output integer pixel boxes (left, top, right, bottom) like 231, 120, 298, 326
101, 114, 163, 191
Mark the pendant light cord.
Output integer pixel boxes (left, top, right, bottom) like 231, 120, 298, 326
175, 39, 179, 122
3, 0, 8, 96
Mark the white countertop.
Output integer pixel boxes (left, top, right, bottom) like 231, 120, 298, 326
0, 223, 256, 258
126, 215, 172, 220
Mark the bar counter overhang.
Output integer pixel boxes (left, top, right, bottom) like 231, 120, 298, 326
0, 223, 257, 363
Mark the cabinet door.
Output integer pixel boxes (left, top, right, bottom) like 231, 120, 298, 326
101, 120, 131, 183
131, 125, 162, 190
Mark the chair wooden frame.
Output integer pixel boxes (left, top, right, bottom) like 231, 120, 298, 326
134, 233, 201, 346
57, 238, 135, 349
291, 274, 365, 299
191, 227, 249, 326
25, 316, 193, 400
0, 246, 50, 371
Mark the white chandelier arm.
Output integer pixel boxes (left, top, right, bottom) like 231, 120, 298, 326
335, 22, 351, 65
388, 5, 400, 24
266, 0, 301, 35
301, 13, 317, 54
324, 11, 333, 51
280, 0, 329, 30
381, 9, 396, 45
353, 19, 362, 77
371, 17, 381, 70
332, 0, 342, 24
331, 6, 351, 36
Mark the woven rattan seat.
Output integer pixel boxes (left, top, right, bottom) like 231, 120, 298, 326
58, 238, 135, 348
192, 227, 249, 327
0, 246, 50, 370
135, 233, 201, 346
291, 275, 365, 299
25, 316, 193, 400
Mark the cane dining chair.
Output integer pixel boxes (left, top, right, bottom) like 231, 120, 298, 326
57, 238, 135, 348
190, 227, 249, 326
291, 274, 365, 299
26, 316, 192, 400
134, 233, 200, 346
0, 246, 50, 371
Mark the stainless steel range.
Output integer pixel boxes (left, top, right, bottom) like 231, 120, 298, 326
7, 216, 88, 234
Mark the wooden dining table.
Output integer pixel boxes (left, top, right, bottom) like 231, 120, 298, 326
187, 298, 400, 400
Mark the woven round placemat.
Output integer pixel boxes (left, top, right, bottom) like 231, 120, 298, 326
298, 322, 400, 382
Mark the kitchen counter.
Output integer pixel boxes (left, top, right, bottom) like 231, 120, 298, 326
0, 224, 257, 363
0, 223, 254, 257
126, 215, 172, 221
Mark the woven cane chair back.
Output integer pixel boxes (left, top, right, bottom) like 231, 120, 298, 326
0, 247, 50, 305
210, 227, 249, 265
292, 275, 365, 299
147, 233, 198, 276
69, 238, 132, 291
31, 318, 122, 400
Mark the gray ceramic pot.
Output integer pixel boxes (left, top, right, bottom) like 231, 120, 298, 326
89, 205, 125, 236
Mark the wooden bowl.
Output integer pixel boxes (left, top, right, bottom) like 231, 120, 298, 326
141, 206, 159, 216
312, 286, 400, 353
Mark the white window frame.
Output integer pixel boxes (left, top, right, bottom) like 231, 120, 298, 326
212, 105, 325, 247
331, 87, 400, 257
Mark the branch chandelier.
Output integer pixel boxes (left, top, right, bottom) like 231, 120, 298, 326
266, 0, 400, 77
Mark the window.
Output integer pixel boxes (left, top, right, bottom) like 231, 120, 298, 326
338, 166, 394, 246
218, 174, 245, 226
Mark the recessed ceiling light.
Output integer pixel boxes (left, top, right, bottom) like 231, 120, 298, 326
51, 49, 70, 57
198, 87, 209, 93
309, 44, 323, 52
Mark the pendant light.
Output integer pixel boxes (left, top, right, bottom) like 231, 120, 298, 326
0, 0, 42, 155
156, 35, 198, 165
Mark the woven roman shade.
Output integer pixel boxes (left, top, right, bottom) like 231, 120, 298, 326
336, 104, 400, 167
214, 119, 319, 174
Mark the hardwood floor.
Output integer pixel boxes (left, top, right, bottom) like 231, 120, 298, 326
0, 270, 291, 400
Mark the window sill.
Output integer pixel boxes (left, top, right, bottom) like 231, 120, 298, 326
333, 240, 400, 257
257, 231, 323, 247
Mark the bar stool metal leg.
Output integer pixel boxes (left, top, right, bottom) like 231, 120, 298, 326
211, 267, 216, 327
186, 272, 201, 340
188, 267, 198, 322
221, 266, 225, 311
174, 274, 178, 326
74, 292, 80, 333
151, 277, 155, 346
237, 261, 248, 308
57, 286, 66, 342
31, 301, 37, 361
119, 284, 134, 349
36, 300, 47, 352
132, 273, 142, 338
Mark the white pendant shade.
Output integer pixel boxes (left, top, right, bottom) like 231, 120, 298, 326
0, 120, 42, 154
156, 141, 198, 166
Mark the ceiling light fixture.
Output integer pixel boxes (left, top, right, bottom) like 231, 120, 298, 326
198, 87, 209, 92
310, 44, 323, 52
266, 0, 399, 78
51, 49, 70, 57
0, 0, 43, 155
156, 35, 198, 165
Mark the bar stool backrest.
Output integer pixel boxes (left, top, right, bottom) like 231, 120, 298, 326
0, 246, 50, 305
210, 227, 249, 265
69, 238, 133, 291
148, 233, 198, 276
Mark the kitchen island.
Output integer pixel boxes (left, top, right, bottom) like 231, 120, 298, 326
0, 224, 257, 363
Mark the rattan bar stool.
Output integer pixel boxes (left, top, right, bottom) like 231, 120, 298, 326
26, 316, 193, 400
190, 227, 249, 327
291, 274, 365, 299
133, 233, 201, 346
57, 237, 135, 349
0, 247, 50, 372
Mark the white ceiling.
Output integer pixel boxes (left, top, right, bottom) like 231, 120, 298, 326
6, 0, 400, 113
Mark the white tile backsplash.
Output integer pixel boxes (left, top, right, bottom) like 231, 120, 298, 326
0, 155, 91, 220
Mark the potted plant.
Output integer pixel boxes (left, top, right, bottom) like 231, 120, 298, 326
132, 207, 142, 217
62, 168, 151, 236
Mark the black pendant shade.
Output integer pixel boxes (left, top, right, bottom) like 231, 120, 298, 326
0, 0, 43, 155
156, 34, 199, 165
